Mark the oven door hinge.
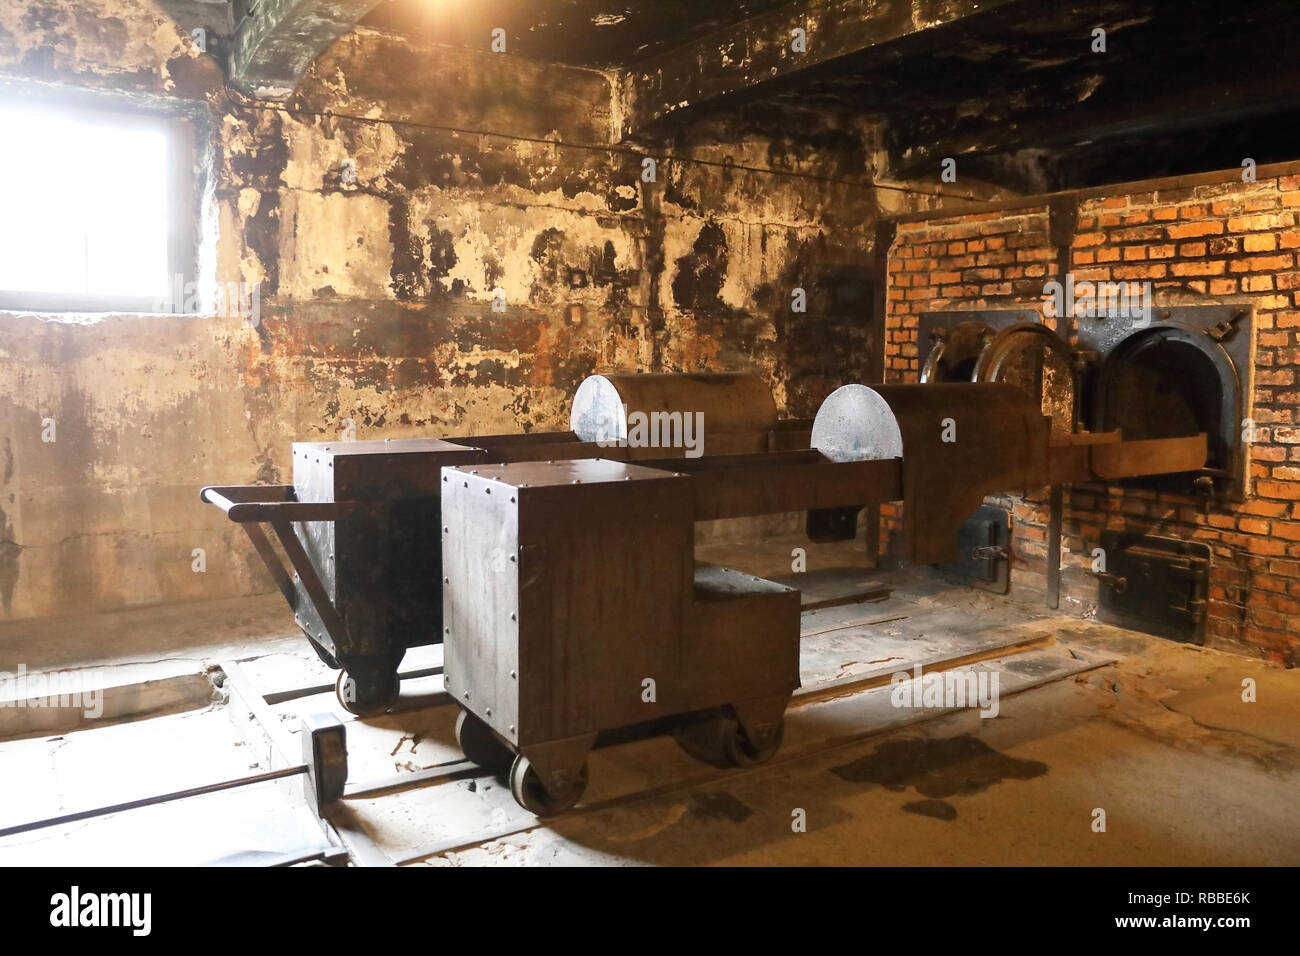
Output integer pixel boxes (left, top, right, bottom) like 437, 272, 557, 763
1204, 309, 1247, 343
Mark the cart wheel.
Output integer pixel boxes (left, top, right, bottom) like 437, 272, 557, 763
509, 754, 588, 816
672, 715, 729, 768
720, 713, 784, 768
455, 709, 513, 770
673, 710, 783, 768
335, 669, 399, 717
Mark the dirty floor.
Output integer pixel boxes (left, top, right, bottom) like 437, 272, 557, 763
1, 534, 1296, 866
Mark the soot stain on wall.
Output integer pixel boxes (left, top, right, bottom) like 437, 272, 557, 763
0, 0, 890, 619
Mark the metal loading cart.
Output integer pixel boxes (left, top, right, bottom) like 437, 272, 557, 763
440, 458, 801, 815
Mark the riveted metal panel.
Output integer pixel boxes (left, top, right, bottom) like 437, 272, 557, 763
290, 438, 485, 669
443, 459, 696, 746
441, 466, 522, 745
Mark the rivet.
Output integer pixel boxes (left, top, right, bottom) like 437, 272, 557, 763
510, 670, 517, 679
464, 690, 470, 700
443, 576, 449, 583
444, 626, 450, 634
485, 707, 492, 717
510, 612, 517, 620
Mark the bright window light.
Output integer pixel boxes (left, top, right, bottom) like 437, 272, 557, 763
0, 103, 170, 303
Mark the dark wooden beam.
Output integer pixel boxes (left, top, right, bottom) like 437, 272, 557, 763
616, 0, 1025, 141
888, 64, 1300, 179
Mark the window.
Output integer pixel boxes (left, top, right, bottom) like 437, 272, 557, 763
0, 100, 193, 313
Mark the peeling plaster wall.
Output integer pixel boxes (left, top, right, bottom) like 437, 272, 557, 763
0, 0, 900, 622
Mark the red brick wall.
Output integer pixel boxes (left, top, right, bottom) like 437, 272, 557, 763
885, 173, 1300, 663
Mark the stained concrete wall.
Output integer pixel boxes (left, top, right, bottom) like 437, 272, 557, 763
0, 0, 906, 622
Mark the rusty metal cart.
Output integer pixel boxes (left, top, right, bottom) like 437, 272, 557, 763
203, 371, 1208, 814
442, 382, 1209, 814
202, 372, 805, 716
203, 437, 491, 715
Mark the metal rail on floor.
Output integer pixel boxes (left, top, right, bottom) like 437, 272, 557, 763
262, 666, 443, 706
221, 660, 395, 867
220, 624, 1094, 866
0, 765, 309, 840
0, 659, 448, 864
343, 633, 1068, 864
391, 656, 1085, 864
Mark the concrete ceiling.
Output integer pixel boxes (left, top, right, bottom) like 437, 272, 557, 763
616, 0, 1300, 192
360, 0, 795, 68
728, 0, 1300, 191
216, 0, 797, 97
176, 0, 1300, 193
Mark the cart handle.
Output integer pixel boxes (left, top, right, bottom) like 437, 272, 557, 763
198, 484, 351, 644
200, 485, 355, 523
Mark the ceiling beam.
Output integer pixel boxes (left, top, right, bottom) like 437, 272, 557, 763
887, 65, 1300, 180
230, 0, 384, 98
615, 0, 1025, 141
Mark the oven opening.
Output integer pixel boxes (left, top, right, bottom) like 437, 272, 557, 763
1097, 328, 1236, 491
920, 320, 992, 383
941, 354, 979, 382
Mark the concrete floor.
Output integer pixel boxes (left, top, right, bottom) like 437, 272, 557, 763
1, 533, 1297, 866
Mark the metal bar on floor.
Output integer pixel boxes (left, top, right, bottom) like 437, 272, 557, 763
221, 659, 394, 867
0, 765, 307, 839
263, 665, 442, 705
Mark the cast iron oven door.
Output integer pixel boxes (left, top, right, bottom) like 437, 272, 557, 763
919, 311, 1077, 434
1096, 531, 1211, 644
938, 504, 1011, 594
918, 309, 1039, 383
